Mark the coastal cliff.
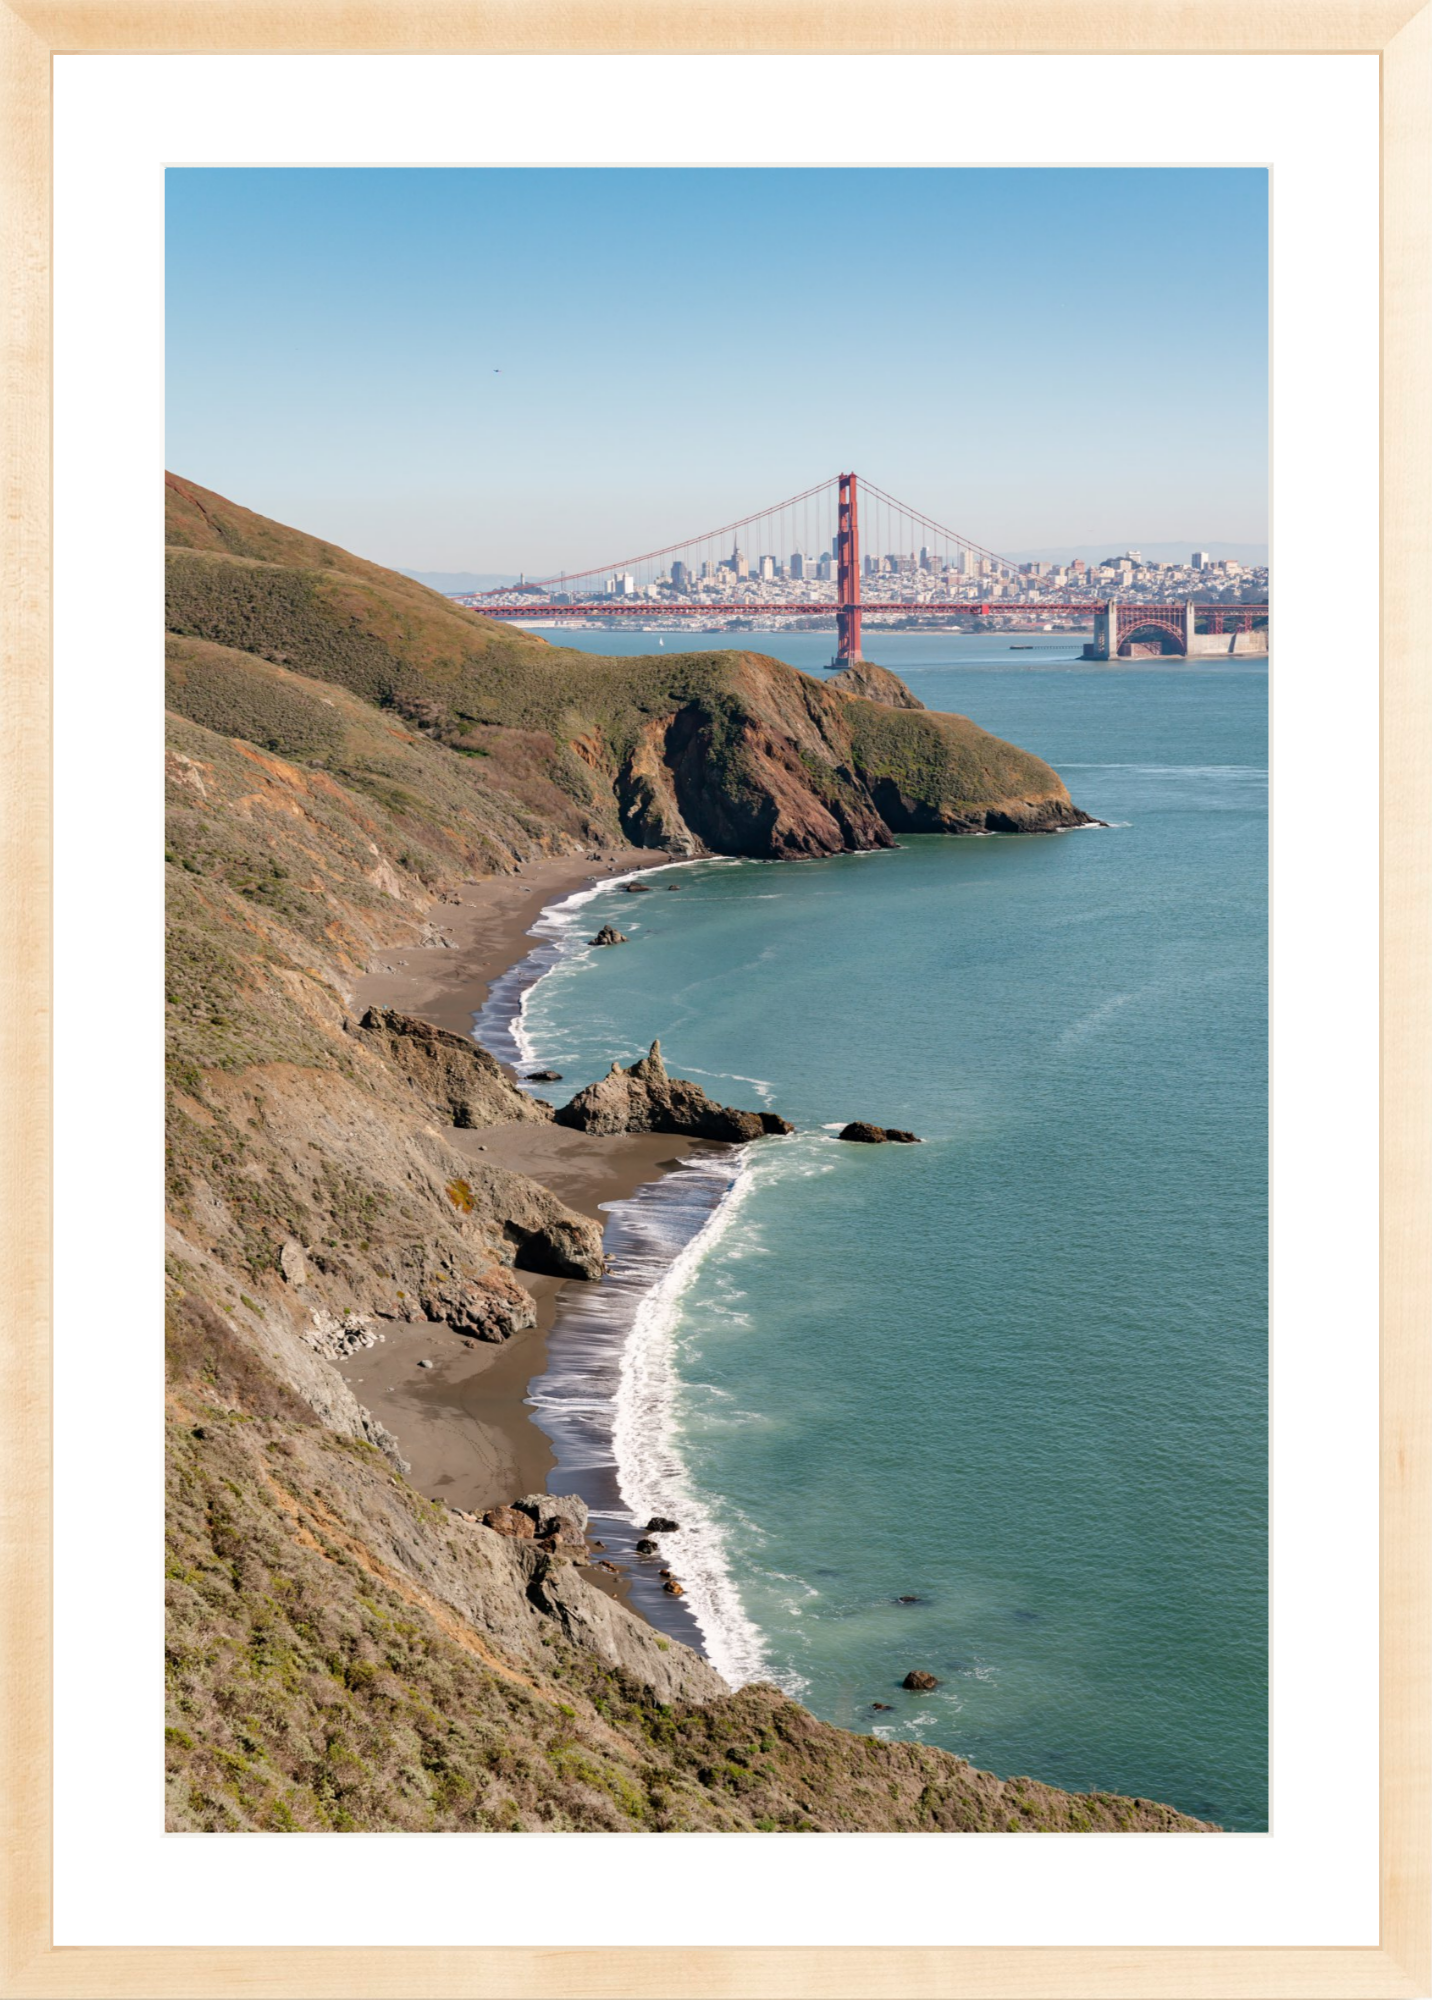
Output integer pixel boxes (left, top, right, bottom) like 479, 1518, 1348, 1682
163, 477, 1207, 1833
165, 474, 1092, 862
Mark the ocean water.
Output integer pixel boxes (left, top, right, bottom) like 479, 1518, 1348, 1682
481, 632, 1267, 1831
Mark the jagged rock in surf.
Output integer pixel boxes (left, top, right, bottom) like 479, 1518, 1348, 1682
590, 925, 627, 947
555, 1041, 794, 1142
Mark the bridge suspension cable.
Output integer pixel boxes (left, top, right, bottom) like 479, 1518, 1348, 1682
523, 476, 841, 593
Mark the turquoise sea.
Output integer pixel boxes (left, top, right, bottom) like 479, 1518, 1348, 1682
478, 631, 1268, 1831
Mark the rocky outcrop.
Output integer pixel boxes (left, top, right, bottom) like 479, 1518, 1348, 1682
590, 925, 627, 947
903, 1670, 940, 1691
355, 1007, 552, 1130
461, 1163, 607, 1281
848, 701, 1097, 837
838, 1122, 922, 1144
482, 1504, 535, 1538
827, 659, 925, 709
555, 1041, 794, 1142
513, 1492, 589, 1554
525, 1552, 728, 1705
419, 1265, 539, 1340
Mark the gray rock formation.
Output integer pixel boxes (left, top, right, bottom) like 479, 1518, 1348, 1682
555, 1041, 794, 1142
355, 1006, 552, 1130
590, 925, 627, 947
525, 1553, 727, 1703
838, 1122, 922, 1144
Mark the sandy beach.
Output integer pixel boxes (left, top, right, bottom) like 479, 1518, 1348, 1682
337, 847, 721, 1525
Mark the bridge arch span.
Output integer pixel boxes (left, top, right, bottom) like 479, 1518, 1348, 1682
1116, 609, 1187, 658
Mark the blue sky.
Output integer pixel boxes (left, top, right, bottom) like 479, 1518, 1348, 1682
165, 167, 1268, 572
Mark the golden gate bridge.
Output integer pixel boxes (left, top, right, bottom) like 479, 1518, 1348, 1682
466, 472, 1269, 667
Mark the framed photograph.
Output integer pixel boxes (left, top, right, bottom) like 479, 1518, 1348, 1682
3, 5, 1428, 1996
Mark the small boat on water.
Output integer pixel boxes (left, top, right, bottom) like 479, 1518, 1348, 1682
1010, 644, 1033, 650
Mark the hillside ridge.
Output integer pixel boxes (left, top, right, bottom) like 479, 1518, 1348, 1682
162, 479, 1201, 1834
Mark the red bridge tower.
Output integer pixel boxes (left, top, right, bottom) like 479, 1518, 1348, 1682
835, 470, 862, 668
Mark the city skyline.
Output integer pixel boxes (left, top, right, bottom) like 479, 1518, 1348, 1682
166, 166, 1269, 572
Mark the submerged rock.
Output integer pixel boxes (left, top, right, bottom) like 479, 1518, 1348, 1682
838, 1122, 922, 1145
622, 881, 653, 893
646, 1516, 680, 1533
556, 1041, 793, 1143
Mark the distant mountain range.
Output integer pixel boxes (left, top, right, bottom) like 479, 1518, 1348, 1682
1005, 542, 1268, 568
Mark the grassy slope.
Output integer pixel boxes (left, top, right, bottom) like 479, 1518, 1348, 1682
162, 481, 1201, 1833
165, 475, 1084, 853
166, 1295, 1210, 1834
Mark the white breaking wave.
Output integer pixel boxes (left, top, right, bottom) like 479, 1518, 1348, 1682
606, 1155, 789, 1692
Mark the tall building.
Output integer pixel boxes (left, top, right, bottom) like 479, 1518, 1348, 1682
959, 549, 979, 578
1191, 549, 1212, 569
789, 551, 805, 580
759, 554, 776, 581
730, 542, 749, 579
670, 559, 691, 591
817, 553, 835, 581
606, 573, 636, 597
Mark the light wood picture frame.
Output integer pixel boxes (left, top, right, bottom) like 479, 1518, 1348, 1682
3, 5, 1428, 1995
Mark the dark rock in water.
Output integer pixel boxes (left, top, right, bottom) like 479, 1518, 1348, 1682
635, 1538, 659, 1555
666, 882, 683, 889
871, 1701, 893, 1711
483, 1505, 535, 1539
896, 1595, 925, 1605
645, 1516, 680, 1533
663, 1578, 685, 1596
622, 881, 652, 893
838, 1122, 922, 1145
556, 1041, 794, 1143
525, 1069, 563, 1082
902, 1669, 940, 1691
590, 925, 627, 947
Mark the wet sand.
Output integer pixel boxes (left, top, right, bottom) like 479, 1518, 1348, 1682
338, 849, 723, 1525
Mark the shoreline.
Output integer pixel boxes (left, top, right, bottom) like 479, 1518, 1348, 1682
338, 846, 722, 1569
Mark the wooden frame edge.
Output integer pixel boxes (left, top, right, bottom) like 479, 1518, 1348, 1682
2, 5, 1427, 1997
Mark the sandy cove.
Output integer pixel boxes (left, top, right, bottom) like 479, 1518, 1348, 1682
335, 847, 724, 1526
